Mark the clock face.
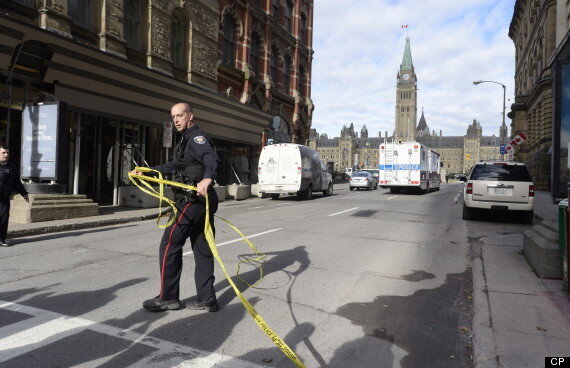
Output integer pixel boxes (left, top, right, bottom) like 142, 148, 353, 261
402, 73, 410, 81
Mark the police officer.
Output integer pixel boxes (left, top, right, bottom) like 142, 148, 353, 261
0, 146, 29, 247
132, 102, 219, 312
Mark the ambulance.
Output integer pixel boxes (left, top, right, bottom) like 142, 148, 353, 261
378, 141, 441, 194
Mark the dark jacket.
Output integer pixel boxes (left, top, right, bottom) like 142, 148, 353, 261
0, 161, 27, 198
152, 125, 219, 182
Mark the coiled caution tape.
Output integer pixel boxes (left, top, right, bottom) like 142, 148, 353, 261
129, 168, 306, 368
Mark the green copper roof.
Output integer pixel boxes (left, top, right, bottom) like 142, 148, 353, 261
401, 37, 413, 70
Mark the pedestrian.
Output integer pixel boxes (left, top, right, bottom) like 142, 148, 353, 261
131, 102, 219, 312
0, 146, 29, 247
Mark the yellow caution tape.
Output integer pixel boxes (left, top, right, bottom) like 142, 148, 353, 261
129, 168, 306, 368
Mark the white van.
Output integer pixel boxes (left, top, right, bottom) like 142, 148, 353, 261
258, 143, 333, 200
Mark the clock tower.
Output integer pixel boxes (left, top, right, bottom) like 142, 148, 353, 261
395, 37, 417, 142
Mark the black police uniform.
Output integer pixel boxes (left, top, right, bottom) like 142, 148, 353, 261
0, 161, 27, 244
149, 125, 219, 307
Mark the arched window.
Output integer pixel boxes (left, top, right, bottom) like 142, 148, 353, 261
270, 46, 279, 83
124, 0, 142, 51
249, 32, 261, 76
171, 14, 185, 69
283, 56, 291, 93
285, 1, 293, 32
223, 16, 236, 65
68, 0, 93, 30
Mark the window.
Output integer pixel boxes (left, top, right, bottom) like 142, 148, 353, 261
300, 13, 307, 43
15, 0, 34, 6
250, 32, 261, 76
68, 0, 92, 30
124, 0, 142, 50
171, 15, 184, 69
283, 56, 291, 93
270, 46, 278, 83
223, 16, 236, 65
272, 0, 280, 21
298, 65, 305, 97
285, 1, 293, 32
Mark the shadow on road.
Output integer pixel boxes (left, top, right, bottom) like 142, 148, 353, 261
334, 269, 473, 368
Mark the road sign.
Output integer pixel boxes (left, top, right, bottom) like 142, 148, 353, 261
500, 144, 507, 154
163, 121, 173, 148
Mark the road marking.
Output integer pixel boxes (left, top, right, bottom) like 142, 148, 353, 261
0, 301, 264, 367
387, 196, 398, 200
183, 228, 283, 256
328, 207, 359, 217
250, 203, 292, 210
73, 250, 87, 253
455, 191, 462, 203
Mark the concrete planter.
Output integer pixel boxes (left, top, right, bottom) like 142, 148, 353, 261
226, 184, 251, 200
250, 183, 263, 198
119, 186, 174, 208
214, 185, 226, 202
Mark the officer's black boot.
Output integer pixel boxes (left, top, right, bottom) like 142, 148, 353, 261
186, 298, 219, 312
142, 296, 180, 312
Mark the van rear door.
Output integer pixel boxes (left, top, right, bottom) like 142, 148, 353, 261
278, 145, 300, 185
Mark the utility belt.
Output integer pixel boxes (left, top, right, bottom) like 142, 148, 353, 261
171, 174, 201, 202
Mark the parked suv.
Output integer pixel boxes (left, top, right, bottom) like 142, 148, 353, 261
463, 161, 534, 223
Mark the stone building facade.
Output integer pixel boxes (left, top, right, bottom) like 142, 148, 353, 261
218, 0, 314, 144
309, 118, 504, 176
309, 38, 503, 176
0, 0, 314, 204
509, 0, 557, 190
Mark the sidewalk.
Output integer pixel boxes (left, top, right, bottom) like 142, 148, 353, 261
7, 197, 263, 239
472, 191, 570, 368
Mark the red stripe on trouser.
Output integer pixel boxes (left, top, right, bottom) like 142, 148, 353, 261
160, 202, 192, 299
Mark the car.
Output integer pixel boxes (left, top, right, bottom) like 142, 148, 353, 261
364, 169, 379, 180
349, 171, 378, 191
462, 161, 534, 223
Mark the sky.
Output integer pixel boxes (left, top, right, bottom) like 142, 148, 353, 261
310, 0, 517, 139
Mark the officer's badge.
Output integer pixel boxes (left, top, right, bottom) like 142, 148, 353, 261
194, 136, 206, 144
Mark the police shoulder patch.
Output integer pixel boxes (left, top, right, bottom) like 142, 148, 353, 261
194, 135, 207, 144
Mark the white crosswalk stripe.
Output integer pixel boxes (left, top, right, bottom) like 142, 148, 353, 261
0, 301, 266, 368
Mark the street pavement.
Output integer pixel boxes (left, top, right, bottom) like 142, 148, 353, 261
0, 183, 567, 367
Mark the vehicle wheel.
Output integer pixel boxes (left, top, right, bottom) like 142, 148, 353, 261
323, 183, 333, 196
390, 188, 399, 194
349, 187, 354, 191
462, 205, 472, 220
298, 185, 312, 200
270, 194, 280, 200
522, 211, 534, 224
305, 185, 313, 200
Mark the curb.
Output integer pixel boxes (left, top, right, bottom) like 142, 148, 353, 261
472, 255, 500, 368
7, 210, 168, 239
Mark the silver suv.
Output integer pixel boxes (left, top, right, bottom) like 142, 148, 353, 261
463, 161, 534, 223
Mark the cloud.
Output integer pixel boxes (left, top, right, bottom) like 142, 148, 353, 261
311, 0, 516, 139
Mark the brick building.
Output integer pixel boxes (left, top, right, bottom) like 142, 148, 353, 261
0, 0, 314, 205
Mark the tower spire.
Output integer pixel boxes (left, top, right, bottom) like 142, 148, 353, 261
401, 37, 413, 70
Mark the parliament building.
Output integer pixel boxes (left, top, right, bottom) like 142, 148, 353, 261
309, 38, 507, 176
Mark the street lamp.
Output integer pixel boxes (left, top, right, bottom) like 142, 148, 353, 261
473, 80, 506, 144
474, 80, 507, 159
